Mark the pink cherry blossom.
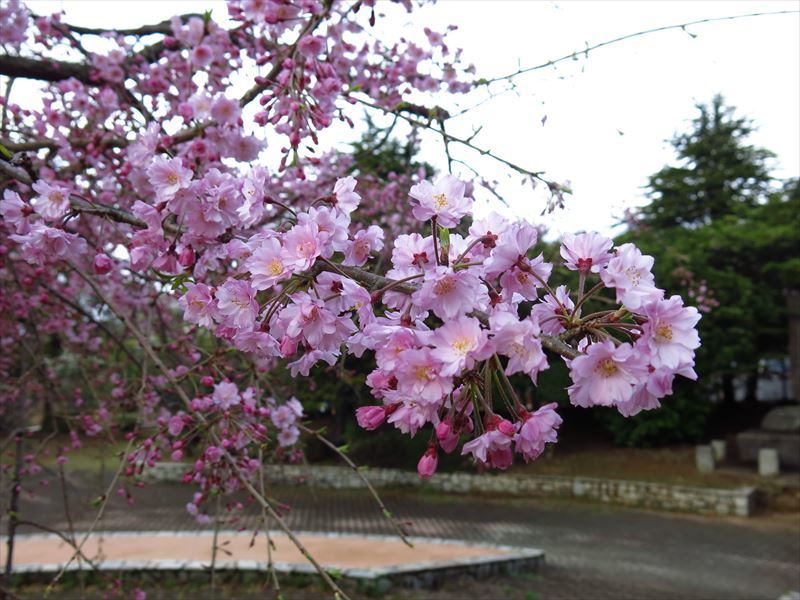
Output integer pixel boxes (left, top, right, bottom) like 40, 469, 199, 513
498, 252, 552, 301
567, 341, 649, 408
531, 285, 574, 335
600, 243, 663, 310
490, 310, 549, 381
342, 225, 384, 266
246, 237, 291, 290
147, 157, 193, 202
429, 316, 489, 376
281, 222, 322, 271
333, 176, 361, 215
514, 403, 562, 462
31, 180, 70, 220
395, 348, 453, 404
212, 381, 241, 409
409, 175, 472, 228
179, 283, 218, 328
417, 444, 438, 478
638, 295, 701, 370
93, 253, 113, 275
412, 266, 485, 320
0, 190, 32, 233
436, 418, 460, 453
211, 95, 241, 125
216, 279, 258, 330
356, 405, 388, 430
390, 233, 435, 274
560, 232, 613, 273
461, 417, 515, 465
484, 221, 539, 279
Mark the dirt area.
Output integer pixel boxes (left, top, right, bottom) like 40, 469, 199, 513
9, 531, 513, 570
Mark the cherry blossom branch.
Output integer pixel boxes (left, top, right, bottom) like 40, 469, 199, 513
68, 265, 350, 598
59, 14, 204, 37
0, 55, 91, 84
354, 95, 554, 186
316, 262, 581, 359
42, 283, 143, 369
481, 10, 799, 86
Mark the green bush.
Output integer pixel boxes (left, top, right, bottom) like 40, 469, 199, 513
595, 382, 711, 447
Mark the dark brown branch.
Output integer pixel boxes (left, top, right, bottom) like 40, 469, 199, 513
0, 55, 91, 84
354, 95, 553, 187
0, 140, 58, 152
42, 283, 143, 369
63, 14, 204, 37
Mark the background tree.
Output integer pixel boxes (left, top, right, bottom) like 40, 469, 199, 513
603, 97, 799, 445
638, 94, 775, 228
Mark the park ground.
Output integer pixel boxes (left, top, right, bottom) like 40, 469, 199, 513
4, 437, 799, 599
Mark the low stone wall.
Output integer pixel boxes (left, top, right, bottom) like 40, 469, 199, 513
148, 463, 756, 517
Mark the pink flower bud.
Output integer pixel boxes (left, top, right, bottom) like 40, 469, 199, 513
93, 253, 113, 275
355, 406, 385, 431
436, 419, 459, 454
178, 246, 195, 268
168, 415, 184, 436
417, 445, 438, 479
279, 335, 298, 357
496, 418, 516, 437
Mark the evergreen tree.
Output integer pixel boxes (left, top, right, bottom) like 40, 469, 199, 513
639, 94, 775, 228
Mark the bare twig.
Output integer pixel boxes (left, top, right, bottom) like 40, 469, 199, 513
298, 424, 413, 547
44, 438, 133, 593
482, 10, 800, 86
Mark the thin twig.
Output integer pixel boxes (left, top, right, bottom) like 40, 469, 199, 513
44, 438, 133, 593
482, 10, 800, 85
298, 424, 413, 547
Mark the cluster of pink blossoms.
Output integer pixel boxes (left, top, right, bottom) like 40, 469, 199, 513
164, 169, 700, 478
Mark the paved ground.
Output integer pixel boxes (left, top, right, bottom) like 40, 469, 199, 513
9, 469, 800, 599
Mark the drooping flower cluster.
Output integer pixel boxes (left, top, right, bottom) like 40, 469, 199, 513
155, 168, 700, 478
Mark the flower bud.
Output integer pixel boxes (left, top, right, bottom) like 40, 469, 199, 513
178, 246, 195, 268
355, 405, 385, 431
93, 253, 113, 275
417, 445, 438, 479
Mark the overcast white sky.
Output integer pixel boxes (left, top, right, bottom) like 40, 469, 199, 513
24, 0, 800, 237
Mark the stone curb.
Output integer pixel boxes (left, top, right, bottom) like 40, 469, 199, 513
1, 530, 544, 589
146, 463, 758, 517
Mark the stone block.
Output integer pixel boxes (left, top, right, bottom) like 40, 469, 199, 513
736, 430, 800, 468
758, 448, 780, 477
695, 445, 715, 473
761, 405, 800, 432
711, 439, 726, 461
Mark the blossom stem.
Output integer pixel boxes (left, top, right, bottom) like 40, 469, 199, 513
528, 270, 568, 315
431, 217, 441, 266
370, 272, 424, 298
572, 280, 606, 317
453, 235, 490, 266
492, 354, 522, 409
319, 257, 349, 279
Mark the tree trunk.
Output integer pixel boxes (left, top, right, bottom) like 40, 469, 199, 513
788, 291, 800, 402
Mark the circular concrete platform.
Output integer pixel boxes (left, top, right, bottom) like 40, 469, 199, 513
4, 530, 544, 587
